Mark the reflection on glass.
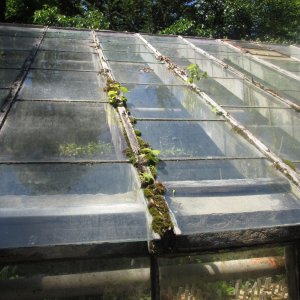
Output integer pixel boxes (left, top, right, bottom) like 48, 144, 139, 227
0, 25, 43, 38
41, 38, 94, 52
0, 69, 19, 88
0, 50, 30, 68
0, 102, 127, 161
32, 51, 101, 71
136, 121, 262, 158
0, 163, 149, 247
0, 36, 38, 50
104, 51, 159, 63
19, 69, 105, 100
0, 257, 151, 299
0, 89, 10, 108
126, 83, 220, 119
109, 61, 185, 85
159, 248, 288, 300
46, 28, 91, 39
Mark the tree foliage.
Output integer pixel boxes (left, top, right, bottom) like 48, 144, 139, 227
33, 5, 109, 29
2, 0, 300, 42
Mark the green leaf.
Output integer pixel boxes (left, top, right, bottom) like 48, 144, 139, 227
151, 149, 160, 156
120, 86, 128, 93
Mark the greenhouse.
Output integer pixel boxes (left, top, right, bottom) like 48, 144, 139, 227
0, 24, 300, 299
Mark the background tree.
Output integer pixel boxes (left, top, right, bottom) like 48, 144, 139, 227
2, 0, 300, 42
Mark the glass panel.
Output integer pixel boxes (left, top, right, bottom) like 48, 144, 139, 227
136, 121, 262, 158
0, 102, 127, 161
104, 51, 159, 63
41, 38, 94, 52
0, 69, 19, 88
0, 257, 151, 299
32, 50, 101, 71
246, 125, 300, 161
97, 31, 137, 39
264, 58, 300, 75
0, 89, 10, 108
98, 34, 144, 47
46, 28, 92, 39
126, 83, 222, 119
0, 163, 149, 247
0, 50, 30, 68
227, 107, 299, 126
0, 36, 37, 50
0, 163, 137, 196
100, 42, 150, 52
18, 69, 105, 101
0, 25, 43, 37
159, 248, 288, 299
109, 61, 183, 85
142, 34, 186, 44
157, 159, 278, 182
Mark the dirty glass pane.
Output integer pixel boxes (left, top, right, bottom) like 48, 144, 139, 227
227, 107, 299, 126
165, 186, 300, 233
0, 89, 9, 108
0, 102, 127, 161
41, 38, 94, 52
142, 34, 185, 44
159, 248, 288, 300
46, 28, 92, 39
246, 125, 300, 162
0, 163, 149, 248
98, 39, 143, 47
136, 121, 263, 158
19, 69, 105, 101
0, 257, 151, 299
109, 61, 183, 85
157, 159, 277, 182
0, 25, 43, 37
97, 31, 136, 39
0, 50, 30, 68
98, 35, 139, 44
100, 42, 151, 52
104, 51, 159, 63
32, 51, 101, 71
222, 108, 300, 163
0, 163, 138, 196
0, 36, 37, 50
149, 46, 197, 58
126, 83, 221, 119
264, 58, 300, 76
0, 69, 19, 88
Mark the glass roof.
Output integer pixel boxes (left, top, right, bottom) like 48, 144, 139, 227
0, 25, 300, 256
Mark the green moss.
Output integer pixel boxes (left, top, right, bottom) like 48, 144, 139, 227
137, 136, 149, 148
129, 116, 137, 124
144, 188, 155, 198
149, 165, 158, 178
139, 172, 154, 187
134, 129, 142, 136
123, 147, 137, 166
283, 159, 296, 171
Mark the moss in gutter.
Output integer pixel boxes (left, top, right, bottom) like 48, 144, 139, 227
144, 183, 173, 236
102, 74, 174, 237
283, 159, 296, 171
